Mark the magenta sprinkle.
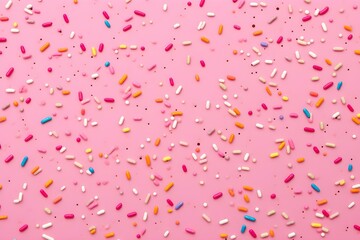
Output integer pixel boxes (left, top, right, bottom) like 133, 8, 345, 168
4, 154, 14, 163
116, 203, 123, 210
354, 225, 360, 231
347, 104, 354, 112
6, 67, 14, 77
63, 14, 69, 23
213, 192, 223, 199
200, 60, 205, 67
127, 212, 137, 218
98, 43, 104, 52
20, 45, 26, 54
19, 224, 28, 232
80, 43, 86, 51
42, 22, 53, 27
40, 189, 48, 198
277, 36, 283, 44
261, 103, 268, 110
182, 164, 188, 172
348, 34, 353, 40
0, 37, 7, 42
234, 25, 241, 30
25, 97, 31, 104
322, 209, 330, 217
249, 229, 257, 238
323, 82, 334, 90
78, 91, 83, 101
304, 127, 315, 132
199, 0, 205, 7
166, 199, 174, 206
24, 134, 33, 142
104, 98, 115, 103
64, 214, 75, 219
55, 145, 62, 151
169, 77, 174, 86
123, 25, 132, 32
302, 15, 312, 22
319, 6, 329, 15
313, 146, 320, 154
185, 228, 196, 234
102, 11, 110, 19
334, 157, 342, 164
165, 43, 173, 52
313, 65, 323, 71
134, 10, 146, 17
284, 173, 295, 183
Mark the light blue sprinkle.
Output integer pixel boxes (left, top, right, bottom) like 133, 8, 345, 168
311, 183, 320, 192
175, 201, 183, 210
244, 215, 256, 222
337, 81, 342, 90
260, 42, 268, 47
303, 108, 311, 118
21, 156, 28, 167
241, 224, 246, 233
348, 164, 353, 172
105, 61, 110, 67
105, 20, 111, 28
41, 116, 52, 124
89, 167, 95, 174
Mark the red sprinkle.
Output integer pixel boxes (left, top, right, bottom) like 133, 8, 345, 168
182, 164, 187, 172
104, 98, 115, 103
319, 6, 329, 15
313, 65, 323, 71
19, 224, 28, 232
103, 11, 110, 19
347, 104, 354, 112
116, 203, 123, 210
63, 14, 69, 23
0, 17, 9, 21
6, 67, 14, 77
4, 154, 14, 163
42, 22, 53, 27
40, 189, 48, 198
24, 134, 33, 142
334, 157, 342, 164
64, 214, 75, 219
304, 127, 315, 132
284, 173, 295, 183
127, 212, 137, 218
302, 15, 312, 22
323, 82, 334, 90
213, 192, 223, 199
165, 43, 173, 52
134, 10, 146, 17
249, 229, 257, 238
166, 199, 174, 206
123, 25, 132, 32
277, 36, 283, 44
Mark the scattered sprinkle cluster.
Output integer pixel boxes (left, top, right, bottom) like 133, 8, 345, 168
0, 0, 359, 239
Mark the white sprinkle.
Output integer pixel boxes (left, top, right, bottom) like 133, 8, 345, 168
348, 201, 355, 209
249, 2, 259, 7
202, 213, 211, 222
163, 3, 168, 11
173, 23, 180, 29
164, 230, 170, 237
257, 189, 262, 198
42, 234, 54, 240
119, 116, 125, 125
70, 31, 75, 39
244, 153, 250, 161
42, 222, 53, 229
91, 73, 99, 79
270, 68, 277, 78
329, 212, 339, 219
97, 209, 105, 216
288, 232, 296, 238
132, 188, 138, 195
256, 123, 264, 129
207, 12, 215, 17
143, 211, 148, 221
352, 184, 360, 189
219, 218, 229, 225
321, 22, 327, 32
264, 59, 273, 64
5, 0, 12, 9
251, 59, 260, 66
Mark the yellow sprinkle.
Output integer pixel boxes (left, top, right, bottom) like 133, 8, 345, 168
201, 36, 210, 43
44, 179, 53, 188
344, 25, 352, 31
357, 113, 360, 118
167, 209, 173, 213
145, 154, 151, 166
122, 127, 130, 133
154, 138, 161, 146
311, 222, 322, 228
104, 232, 115, 238
218, 24, 223, 35
235, 122, 244, 129
73, 0, 78, 3
325, 58, 332, 65
0, 215, 8, 220
118, 74, 128, 85
278, 141, 286, 150
125, 170, 131, 180
253, 30, 263, 36
13, 22, 18, 28
243, 185, 253, 191
132, 91, 142, 98
154, 205, 159, 215
220, 233, 228, 238
282, 96, 289, 101
40, 42, 50, 52
315, 97, 324, 108
91, 47, 97, 56
119, 44, 127, 49
85, 148, 92, 154
58, 48, 68, 52
244, 194, 250, 203
163, 156, 171, 162
0, 116, 7, 123
228, 133, 235, 144
339, 179, 346, 186
270, 152, 279, 158
164, 182, 174, 192
355, 50, 360, 55
62, 90, 71, 95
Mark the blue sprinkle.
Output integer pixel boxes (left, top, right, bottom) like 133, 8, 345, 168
104, 20, 111, 28
241, 224, 246, 233
311, 183, 320, 192
348, 164, 353, 172
244, 215, 256, 222
260, 42, 268, 48
89, 167, 95, 174
41, 116, 52, 124
21, 156, 28, 167
303, 108, 311, 118
175, 201, 184, 210
337, 81, 343, 90
105, 61, 110, 67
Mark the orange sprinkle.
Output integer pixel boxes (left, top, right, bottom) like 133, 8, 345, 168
297, 157, 305, 163
227, 75, 236, 81
352, 117, 360, 125
218, 24, 223, 35
325, 58, 332, 65
73, 0, 78, 3
253, 30, 263, 36
344, 25, 352, 31
195, 147, 200, 153
98, 152, 103, 158
0, 116, 7, 123
309, 91, 318, 97
233, 50, 238, 55
62, 90, 70, 95
278, 141, 286, 150
89, 227, 96, 235
237, 206, 248, 212
351, 188, 360, 193
155, 138, 161, 146
317, 199, 328, 205
228, 188, 235, 197
44, 179, 53, 188
145, 154, 151, 167
155, 98, 163, 103
228, 134, 235, 144
243, 185, 253, 191
265, 86, 272, 96
53, 196, 62, 204
220, 233, 228, 238
0, 184, 2, 190
269, 229, 275, 237
244, 194, 250, 203
154, 206, 159, 215
118, 74, 128, 85
277, 91, 282, 96
201, 36, 210, 43
40, 42, 50, 52
233, 108, 241, 115
0, 215, 8, 220
31, 166, 40, 175
125, 170, 131, 180
235, 122, 244, 129
167, 209, 173, 213
355, 50, 360, 55
104, 232, 115, 238
132, 222, 137, 227
58, 47, 68, 52
13, 101, 19, 107
172, 111, 183, 116
132, 91, 142, 98
315, 97, 324, 108
175, 220, 180, 225
164, 182, 174, 192
195, 74, 200, 81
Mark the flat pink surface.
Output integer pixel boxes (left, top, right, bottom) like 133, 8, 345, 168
0, 0, 359, 239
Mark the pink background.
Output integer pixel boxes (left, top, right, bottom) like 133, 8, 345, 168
0, 0, 359, 239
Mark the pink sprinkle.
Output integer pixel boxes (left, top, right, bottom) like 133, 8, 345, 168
199, 0, 205, 7
348, 34, 353, 40
0, 37, 7, 42
313, 146, 320, 154
169, 77, 174, 86
104, 98, 115, 103
123, 25, 132, 32
261, 103, 268, 110
78, 91, 83, 101
132, 82, 141, 88
185, 228, 196, 234
277, 36, 283, 44
25, 97, 31, 104
127, 212, 137, 218
20, 45, 26, 54
322, 209, 330, 217
313, 65, 323, 71
249, 229, 257, 238
200, 60, 206, 67
24, 134, 33, 142
323, 81, 334, 90
80, 43, 86, 51
40, 189, 48, 198
302, 15, 312, 22
6, 67, 14, 77
319, 6, 329, 15
88, 202, 98, 210
182, 164, 187, 172
166, 199, 174, 206
4, 154, 14, 163
284, 173, 295, 183
165, 43, 173, 52
63, 14, 69, 23
123, 92, 132, 100
334, 157, 342, 164
233, 25, 241, 30
19, 224, 28, 232
238, 0, 245, 9
134, 10, 146, 17
347, 104, 354, 112
103, 11, 110, 19
99, 43, 104, 52
116, 203, 123, 210
42, 22, 53, 27
304, 127, 315, 133
288, 139, 295, 150
213, 192, 223, 199
273, 105, 282, 110
64, 214, 75, 219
